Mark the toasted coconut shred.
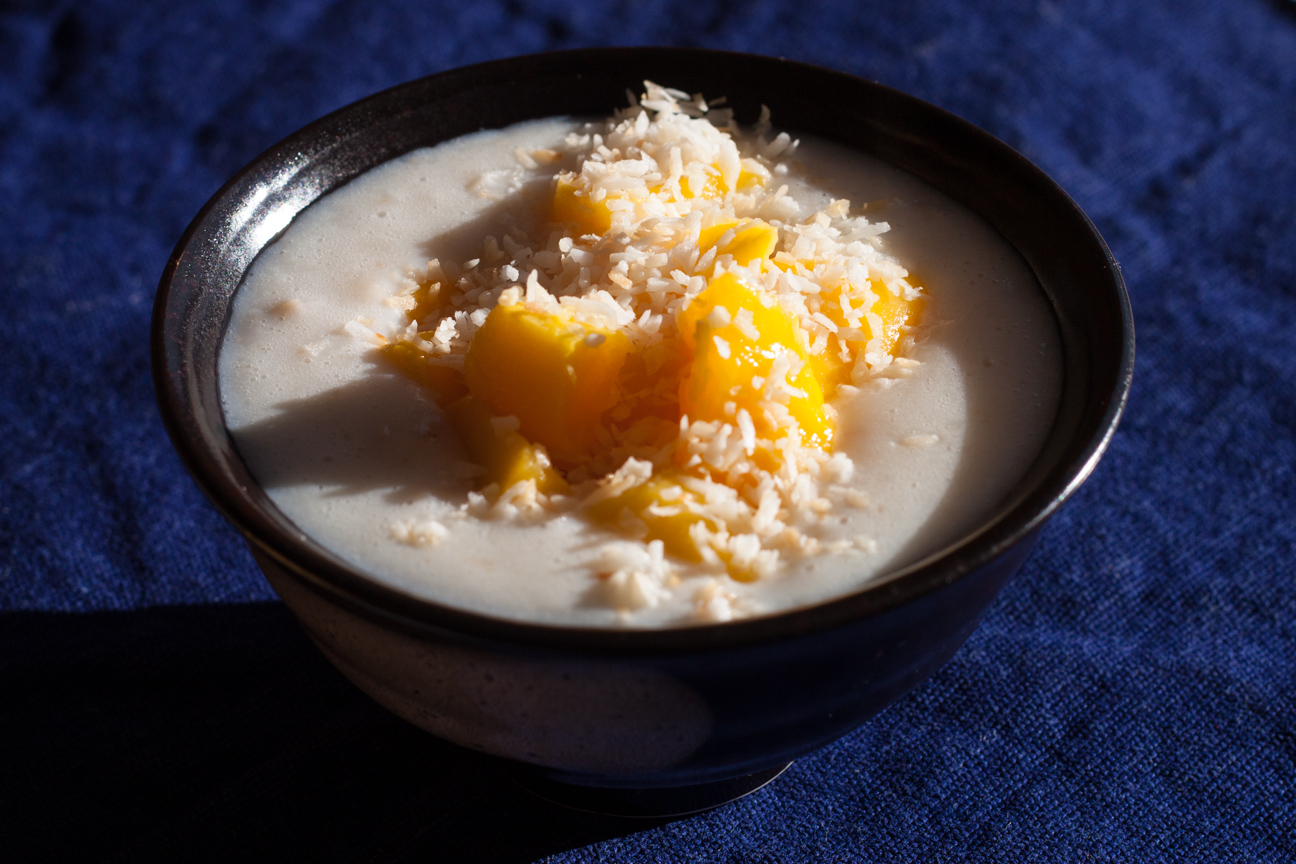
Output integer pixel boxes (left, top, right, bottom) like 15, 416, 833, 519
379, 83, 925, 623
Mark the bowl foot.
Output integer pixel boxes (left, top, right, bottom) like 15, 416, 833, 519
503, 762, 791, 818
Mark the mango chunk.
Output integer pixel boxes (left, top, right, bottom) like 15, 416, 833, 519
678, 273, 833, 449
586, 471, 776, 581
676, 271, 755, 352
551, 175, 613, 236
444, 396, 569, 496
464, 302, 632, 465
603, 344, 691, 458
409, 282, 443, 326
587, 474, 714, 561
381, 341, 467, 406
697, 219, 779, 268
806, 351, 852, 397
870, 281, 923, 354
678, 165, 763, 200
554, 161, 761, 240
820, 278, 923, 355
679, 169, 724, 201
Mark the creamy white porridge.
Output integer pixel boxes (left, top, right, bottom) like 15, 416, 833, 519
220, 87, 1061, 627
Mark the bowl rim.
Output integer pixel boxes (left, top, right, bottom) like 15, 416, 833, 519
152, 46, 1134, 655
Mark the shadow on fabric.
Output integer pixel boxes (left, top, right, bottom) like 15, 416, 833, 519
1270, 0, 1296, 21
2, 604, 669, 862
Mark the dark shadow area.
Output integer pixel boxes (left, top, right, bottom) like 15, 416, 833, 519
415, 173, 558, 264
230, 374, 474, 504
227, 164, 564, 508
1, 605, 671, 863
1270, 0, 1296, 20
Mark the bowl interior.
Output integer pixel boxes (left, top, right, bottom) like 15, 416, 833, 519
153, 47, 1133, 651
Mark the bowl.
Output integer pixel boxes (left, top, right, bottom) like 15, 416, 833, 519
152, 47, 1133, 817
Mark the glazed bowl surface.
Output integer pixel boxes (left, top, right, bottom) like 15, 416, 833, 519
153, 48, 1133, 816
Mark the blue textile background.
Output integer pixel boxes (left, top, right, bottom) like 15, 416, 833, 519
2, 0, 1293, 860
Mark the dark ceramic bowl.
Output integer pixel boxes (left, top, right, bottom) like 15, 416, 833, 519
153, 48, 1133, 817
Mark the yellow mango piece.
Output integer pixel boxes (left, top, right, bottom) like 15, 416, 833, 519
601, 345, 690, 458
676, 271, 755, 351
685, 327, 832, 450
784, 368, 833, 449
821, 279, 923, 356
613, 415, 680, 452
697, 219, 778, 268
806, 351, 852, 398
678, 274, 833, 450
679, 169, 724, 201
464, 302, 632, 465
587, 471, 779, 579
444, 396, 569, 496
696, 221, 737, 255
871, 281, 923, 353
587, 474, 715, 562
556, 162, 758, 240
551, 175, 613, 236
409, 281, 443, 325
678, 164, 765, 200
381, 341, 467, 406
769, 254, 818, 274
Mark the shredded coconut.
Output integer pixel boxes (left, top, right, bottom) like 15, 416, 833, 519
390, 519, 449, 547
380, 82, 924, 622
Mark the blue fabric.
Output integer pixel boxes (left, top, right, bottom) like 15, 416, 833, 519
3, 0, 1293, 860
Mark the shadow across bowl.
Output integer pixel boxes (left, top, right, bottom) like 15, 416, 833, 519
153, 48, 1133, 817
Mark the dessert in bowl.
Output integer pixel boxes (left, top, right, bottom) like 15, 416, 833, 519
153, 48, 1132, 816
